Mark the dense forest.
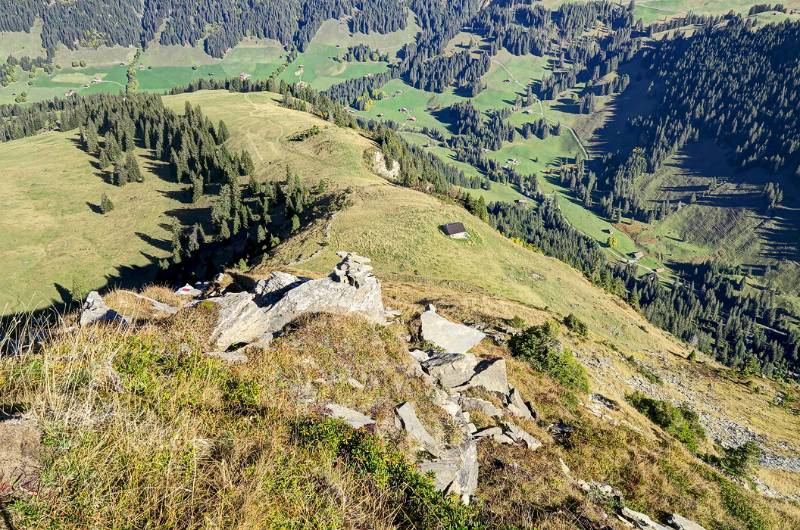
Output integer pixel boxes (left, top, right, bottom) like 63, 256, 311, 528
0, 0, 408, 58
596, 18, 800, 221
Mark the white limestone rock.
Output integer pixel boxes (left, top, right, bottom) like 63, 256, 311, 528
207, 292, 271, 352
420, 307, 485, 353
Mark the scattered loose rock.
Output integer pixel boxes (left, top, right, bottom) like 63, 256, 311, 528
419, 439, 478, 504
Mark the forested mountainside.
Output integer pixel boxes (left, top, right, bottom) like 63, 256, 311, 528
595, 18, 800, 222
0, 0, 408, 57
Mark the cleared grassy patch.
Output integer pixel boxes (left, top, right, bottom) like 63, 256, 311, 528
0, 131, 199, 313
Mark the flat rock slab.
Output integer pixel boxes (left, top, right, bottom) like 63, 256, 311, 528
324, 403, 375, 429
459, 358, 509, 394
420, 309, 485, 354
621, 507, 672, 530
395, 402, 441, 455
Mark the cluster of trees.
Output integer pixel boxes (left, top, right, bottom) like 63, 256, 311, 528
0, 0, 408, 58
342, 44, 388, 63
0, 55, 51, 87
598, 18, 800, 220
519, 118, 561, 140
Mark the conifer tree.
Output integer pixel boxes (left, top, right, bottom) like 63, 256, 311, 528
99, 193, 114, 214
125, 152, 143, 183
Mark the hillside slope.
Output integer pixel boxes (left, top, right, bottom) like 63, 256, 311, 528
164, 90, 800, 491
1, 89, 799, 528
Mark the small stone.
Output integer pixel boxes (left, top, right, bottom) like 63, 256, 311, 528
409, 349, 430, 362
460, 396, 504, 418
503, 422, 542, 450
620, 507, 672, 530
506, 386, 535, 420
324, 403, 375, 429
346, 377, 365, 390
473, 426, 502, 439
668, 514, 707, 530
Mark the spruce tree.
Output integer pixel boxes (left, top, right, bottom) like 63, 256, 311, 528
217, 120, 230, 144
125, 152, 143, 183
100, 193, 114, 214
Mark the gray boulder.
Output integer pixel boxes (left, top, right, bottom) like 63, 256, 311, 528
208, 292, 271, 351
324, 403, 375, 429
254, 271, 305, 306
80, 291, 129, 327
419, 439, 478, 503
506, 387, 536, 420
621, 508, 672, 530
421, 353, 480, 389
502, 421, 542, 450
668, 514, 707, 530
262, 252, 385, 334
395, 402, 441, 455
420, 307, 485, 353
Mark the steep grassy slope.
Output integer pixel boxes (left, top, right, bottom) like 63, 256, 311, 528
0, 132, 208, 313
163, 91, 800, 485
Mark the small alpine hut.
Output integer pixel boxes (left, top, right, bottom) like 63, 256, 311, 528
441, 222, 468, 239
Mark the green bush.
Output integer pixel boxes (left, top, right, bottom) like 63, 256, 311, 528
222, 377, 260, 409
704, 441, 761, 478
717, 476, 768, 530
508, 322, 589, 393
563, 313, 588, 337
625, 392, 705, 451
295, 418, 485, 530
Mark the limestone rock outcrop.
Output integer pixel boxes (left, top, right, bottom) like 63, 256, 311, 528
80, 291, 129, 327
262, 252, 386, 334
208, 292, 271, 352
420, 305, 485, 353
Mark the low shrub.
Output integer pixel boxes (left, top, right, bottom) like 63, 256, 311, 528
294, 417, 485, 530
563, 313, 588, 337
508, 322, 589, 393
625, 392, 705, 451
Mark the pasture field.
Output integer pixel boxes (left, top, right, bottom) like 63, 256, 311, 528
0, 132, 201, 313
